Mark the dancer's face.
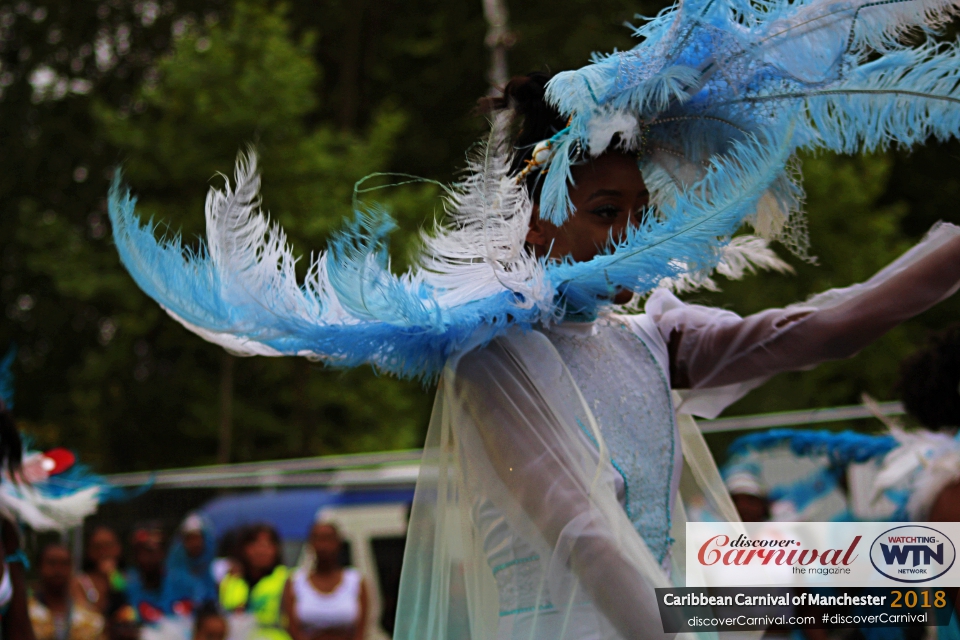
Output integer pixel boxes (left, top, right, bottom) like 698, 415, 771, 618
526, 152, 649, 304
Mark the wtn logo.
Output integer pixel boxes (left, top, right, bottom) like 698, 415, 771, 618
879, 542, 944, 566
870, 526, 956, 583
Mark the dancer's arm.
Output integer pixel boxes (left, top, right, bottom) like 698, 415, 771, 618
456, 340, 674, 640
655, 224, 960, 391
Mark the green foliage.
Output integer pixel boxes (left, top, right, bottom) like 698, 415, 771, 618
4, 0, 960, 475
699, 150, 960, 458
4, 0, 436, 471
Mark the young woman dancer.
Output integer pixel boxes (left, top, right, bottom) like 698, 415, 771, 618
109, 0, 960, 636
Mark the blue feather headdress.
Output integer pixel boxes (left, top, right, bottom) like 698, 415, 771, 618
538, 0, 960, 225
110, 0, 960, 381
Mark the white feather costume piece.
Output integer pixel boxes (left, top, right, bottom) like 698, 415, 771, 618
874, 427, 960, 520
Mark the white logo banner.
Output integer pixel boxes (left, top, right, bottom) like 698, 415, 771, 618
686, 522, 960, 587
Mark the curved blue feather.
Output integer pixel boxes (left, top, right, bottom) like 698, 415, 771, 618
551, 127, 796, 312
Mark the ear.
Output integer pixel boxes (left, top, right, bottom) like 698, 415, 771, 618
525, 204, 548, 247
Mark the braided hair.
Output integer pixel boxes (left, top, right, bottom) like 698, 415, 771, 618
479, 72, 567, 201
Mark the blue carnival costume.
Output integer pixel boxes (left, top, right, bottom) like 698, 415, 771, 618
110, 0, 960, 637
722, 429, 906, 521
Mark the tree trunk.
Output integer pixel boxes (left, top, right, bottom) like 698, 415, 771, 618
482, 0, 513, 93
338, 1, 366, 131
217, 352, 234, 464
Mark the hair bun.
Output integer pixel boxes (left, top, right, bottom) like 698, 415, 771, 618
478, 72, 567, 185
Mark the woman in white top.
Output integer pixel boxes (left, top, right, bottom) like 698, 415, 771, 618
283, 524, 367, 640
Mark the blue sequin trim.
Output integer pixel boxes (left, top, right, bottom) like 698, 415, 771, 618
492, 554, 540, 575
499, 603, 555, 617
625, 326, 677, 565
5, 549, 29, 569
576, 418, 632, 520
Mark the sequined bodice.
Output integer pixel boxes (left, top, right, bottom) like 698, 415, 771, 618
545, 318, 678, 563
471, 316, 681, 622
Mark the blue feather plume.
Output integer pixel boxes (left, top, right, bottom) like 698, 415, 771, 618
109, 156, 544, 380
728, 428, 899, 465
538, 0, 960, 224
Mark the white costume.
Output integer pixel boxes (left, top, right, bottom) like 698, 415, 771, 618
395, 224, 960, 640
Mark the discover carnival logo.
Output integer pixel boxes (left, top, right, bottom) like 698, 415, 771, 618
869, 526, 956, 583
697, 534, 862, 571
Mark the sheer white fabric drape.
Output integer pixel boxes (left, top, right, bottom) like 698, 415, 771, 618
394, 223, 960, 640
660, 223, 960, 418
395, 329, 738, 640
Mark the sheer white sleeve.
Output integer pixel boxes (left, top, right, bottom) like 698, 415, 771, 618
648, 223, 960, 418
0, 564, 11, 609
452, 332, 674, 640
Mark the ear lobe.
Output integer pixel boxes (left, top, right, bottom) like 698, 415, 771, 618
526, 205, 546, 247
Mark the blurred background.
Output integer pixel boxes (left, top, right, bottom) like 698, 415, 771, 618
1, 0, 959, 473
5, 3, 960, 638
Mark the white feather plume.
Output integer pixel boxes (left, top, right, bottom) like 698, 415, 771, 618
657, 235, 794, 294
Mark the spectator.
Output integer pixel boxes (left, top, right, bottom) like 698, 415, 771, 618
29, 543, 105, 640
126, 526, 167, 625
219, 524, 289, 640
74, 527, 129, 617
75, 527, 136, 640
283, 523, 367, 640
164, 514, 217, 616
193, 603, 227, 640
210, 529, 240, 587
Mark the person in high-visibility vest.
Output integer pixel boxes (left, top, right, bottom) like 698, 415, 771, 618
219, 524, 290, 640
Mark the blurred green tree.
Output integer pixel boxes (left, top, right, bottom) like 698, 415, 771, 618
0, 0, 228, 467
4, 0, 960, 476
10, 1, 437, 470
699, 150, 960, 458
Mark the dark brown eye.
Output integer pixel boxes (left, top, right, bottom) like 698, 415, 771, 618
590, 204, 621, 220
